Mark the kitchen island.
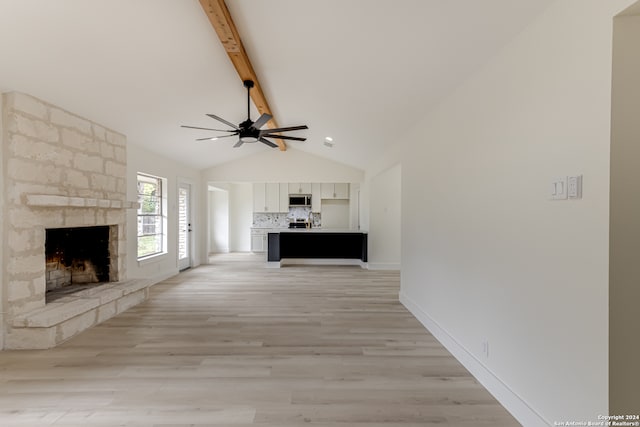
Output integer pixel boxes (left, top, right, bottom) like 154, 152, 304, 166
267, 229, 368, 268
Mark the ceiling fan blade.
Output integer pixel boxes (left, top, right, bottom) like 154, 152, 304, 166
233, 140, 244, 148
181, 125, 237, 132
260, 125, 308, 135
261, 134, 306, 142
195, 134, 238, 141
206, 114, 240, 130
259, 137, 279, 148
252, 113, 272, 129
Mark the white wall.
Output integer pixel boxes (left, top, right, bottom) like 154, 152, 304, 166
203, 148, 364, 183
127, 143, 202, 281
610, 10, 640, 414
228, 183, 252, 252
208, 187, 229, 253
207, 183, 252, 253
368, 164, 401, 270
391, 0, 634, 425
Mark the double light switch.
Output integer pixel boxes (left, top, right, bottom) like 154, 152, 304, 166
551, 175, 582, 200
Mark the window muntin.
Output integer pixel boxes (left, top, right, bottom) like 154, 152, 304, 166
137, 173, 165, 259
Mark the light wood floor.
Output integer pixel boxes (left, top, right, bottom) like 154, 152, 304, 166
0, 253, 520, 426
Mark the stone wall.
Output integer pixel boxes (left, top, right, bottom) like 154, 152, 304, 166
1, 92, 129, 325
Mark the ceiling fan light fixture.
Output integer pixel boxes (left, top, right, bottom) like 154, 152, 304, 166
240, 136, 258, 143
182, 79, 308, 149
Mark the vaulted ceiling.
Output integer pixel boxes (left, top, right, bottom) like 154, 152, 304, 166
0, 0, 554, 170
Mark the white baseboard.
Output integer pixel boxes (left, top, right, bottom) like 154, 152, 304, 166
277, 258, 367, 268
399, 291, 550, 427
368, 262, 400, 271
148, 269, 179, 285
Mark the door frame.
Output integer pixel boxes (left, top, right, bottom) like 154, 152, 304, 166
177, 179, 194, 271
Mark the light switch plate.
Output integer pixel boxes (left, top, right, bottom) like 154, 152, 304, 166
550, 177, 568, 200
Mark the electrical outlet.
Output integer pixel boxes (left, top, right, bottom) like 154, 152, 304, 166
567, 175, 582, 199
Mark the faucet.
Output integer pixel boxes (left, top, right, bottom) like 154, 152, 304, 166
306, 211, 313, 229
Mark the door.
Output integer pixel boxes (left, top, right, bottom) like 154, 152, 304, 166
334, 183, 349, 199
178, 183, 192, 270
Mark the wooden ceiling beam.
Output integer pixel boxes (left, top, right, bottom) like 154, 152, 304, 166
198, 0, 286, 151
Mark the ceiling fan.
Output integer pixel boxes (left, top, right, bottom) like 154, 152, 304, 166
181, 80, 308, 148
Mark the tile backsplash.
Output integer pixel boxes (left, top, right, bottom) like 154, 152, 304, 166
253, 208, 321, 228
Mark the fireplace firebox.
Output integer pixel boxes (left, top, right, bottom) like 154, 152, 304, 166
45, 226, 117, 298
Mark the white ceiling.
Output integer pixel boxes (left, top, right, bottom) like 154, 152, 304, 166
0, 0, 554, 171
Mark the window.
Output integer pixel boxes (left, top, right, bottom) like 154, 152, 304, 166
137, 173, 166, 259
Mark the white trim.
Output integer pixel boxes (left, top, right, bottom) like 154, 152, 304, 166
399, 291, 550, 427
137, 252, 169, 266
177, 180, 193, 271
367, 262, 400, 271
148, 269, 179, 285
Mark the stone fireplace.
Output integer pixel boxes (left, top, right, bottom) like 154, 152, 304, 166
1, 92, 151, 349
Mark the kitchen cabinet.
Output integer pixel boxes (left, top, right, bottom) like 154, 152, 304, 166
311, 183, 322, 212
288, 183, 312, 194
251, 228, 268, 252
334, 183, 349, 199
279, 183, 289, 212
253, 183, 281, 212
321, 183, 350, 200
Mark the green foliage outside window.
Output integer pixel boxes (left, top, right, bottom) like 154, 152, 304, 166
137, 174, 164, 258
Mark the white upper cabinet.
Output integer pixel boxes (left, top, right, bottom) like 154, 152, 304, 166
320, 183, 333, 199
334, 183, 349, 199
321, 183, 350, 200
253, 183, 266, 212
253, 183, 282, 212
288, 183, 312, 194
279, 183, 289, 212
254, 182, 349, 212
311, 183, 322, 212
265, 183, 280, 212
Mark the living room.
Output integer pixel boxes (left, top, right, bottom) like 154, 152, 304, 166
1, 1, 638, 425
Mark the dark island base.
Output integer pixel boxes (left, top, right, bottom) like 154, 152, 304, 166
267, 232, 367, 264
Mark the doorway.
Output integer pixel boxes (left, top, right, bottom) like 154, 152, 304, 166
610, 4, 640, 413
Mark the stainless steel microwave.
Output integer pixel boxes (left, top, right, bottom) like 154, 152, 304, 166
289, 195, 311, 207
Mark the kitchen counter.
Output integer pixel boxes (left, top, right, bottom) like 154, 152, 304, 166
267, 230, 367, 267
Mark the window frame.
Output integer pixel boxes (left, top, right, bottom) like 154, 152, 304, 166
136, 173, 168, 260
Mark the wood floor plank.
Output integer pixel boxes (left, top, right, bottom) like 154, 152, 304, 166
0, 252, 520, 426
